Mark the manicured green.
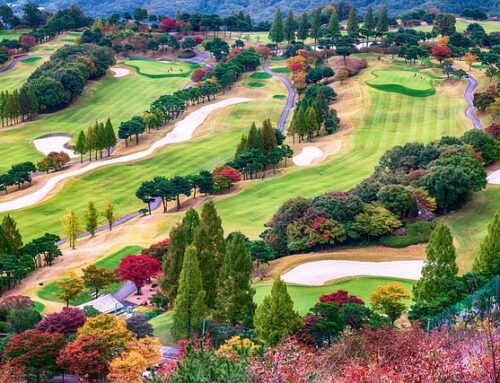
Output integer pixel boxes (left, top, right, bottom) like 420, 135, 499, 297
0, 57, 46, 93
20, 57, 41, 63
150, 311, 175, 346
273, 94, 287, 99
414, 19, 500, 34
37, 246, 141, 306
254, 277, 415, 315
366, 70, 435, 97
33, 300, 45, 313
0, 30, 29, 40
249, 72, 272, 79
247, 81, 265, 88
123, 59, 200, 79
272, 67, 290, 73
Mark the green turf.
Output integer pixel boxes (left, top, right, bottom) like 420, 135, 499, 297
254, 277, 415, 315
33, 300, 45, 313
444, 186, 500, 272
247, 81, 265, 88
0, 29, 29, 41
272, 67, 290, 73
414, 19, 500, 34
366, 70, 435, 97
150, 311, 175, 346
37, 246, 141, 306
273, 94, 287, 99
20, 57, 42, 63
0, 57, 46, 93
472, 64, 490, 70
123, 59, 200, 79
249, 72, 272, 79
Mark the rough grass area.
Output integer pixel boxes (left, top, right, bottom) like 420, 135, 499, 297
37, 246, 141, 306
254, 277, 416, 315
273, 94, 287, 99
366, 70, 435, 97
381, 221, 436, 248
123, 59, 200, 79
249, 72, 272, 79
247, 81, 265, 88
272, 67, 290, 73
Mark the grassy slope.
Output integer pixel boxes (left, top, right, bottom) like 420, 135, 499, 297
37, 245, 141, 305
122, 59, 199, 78
150, 311, 174, 346
366, 70, 435, 97
0, 57, 45, 92
0, 67, 191, 171
444, 186, 500, 272
214, 72, 469, 238
6, 77, 286, 241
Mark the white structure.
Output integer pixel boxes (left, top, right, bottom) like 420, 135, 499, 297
77, 294, 125, 314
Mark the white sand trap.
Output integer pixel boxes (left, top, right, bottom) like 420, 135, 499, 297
110, 67, 129, 78
0, 97, 252, 212
33, 135, 79, 158
293, 146, 323, 166
487, 169, 500, 185
281, 260, 424, 286
159, 60, 173, 64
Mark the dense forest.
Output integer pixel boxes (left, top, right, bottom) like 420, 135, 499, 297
10, 0, 500, 21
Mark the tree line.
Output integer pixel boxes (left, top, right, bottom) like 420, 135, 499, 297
74, 118, 117, 162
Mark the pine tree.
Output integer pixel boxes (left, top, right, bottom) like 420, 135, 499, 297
214, 232, 255, 325
11, 89, 21, 124
306, 106, 320, 140
297, 13, 309, 42
181, 208, 200, 245
327, 8, 340, 38
84, 201, 98, 236
105, 118, 116, 156
376, 5, 389, 33
160, 224, 186, 302
269, 8, 284, 44
235, 135, 247, 158
171, 245, 206, 340
193, 225, 217, 309
61, 209, 82, 250
283, 10, 295, 44
74, 131, 87, 163
364, 5, 376, 32
347, 7, 359, 36
310, 9, 321, 47
86, 125, 97, 161
96, 122, 106, 159
254, 278, 302, 346
246, 122, 263, 152
262, 119, 277, 154
0, 215, 23, 254
315, 89, 329, 121
414, 223, 458, 303
200, 201, 226, 271
473, 214, 500, 277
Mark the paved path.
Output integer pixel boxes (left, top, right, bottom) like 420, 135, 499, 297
0, 54, 42, 74
261, 62, 295, 132
487, 169, 500, 185
464, 74, 483, 130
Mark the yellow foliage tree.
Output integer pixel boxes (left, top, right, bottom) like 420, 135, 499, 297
61, 209, 82, 249
437, 36, 449, 45
54, 272, 84, 307
370, 282, 411, 324
126, 336, 162, 367
77, 314, 133, 350
217, 336, 260, 359
108, 351, 147, 383
463, 52, 478, 69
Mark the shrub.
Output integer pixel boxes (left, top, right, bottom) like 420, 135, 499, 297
178, 49, 196, 58
381, 221, 436, 247
213, 166, 242, 183
214, 176, 233, 194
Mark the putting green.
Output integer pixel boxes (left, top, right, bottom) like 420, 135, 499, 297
247, 81, 265, 88
272, 67, 291, 74
366, 70, 435, 97
123, 59, 200, 78
249, 72, 272, 79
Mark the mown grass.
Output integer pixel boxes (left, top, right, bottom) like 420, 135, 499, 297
366, 70, 435, 97
247, 81, 265, 87
273, 94, 287, 99
0, 57, 46, 93
254, 277, 416, 315
272, 67, 290, 73
37, 245, 141, 306
249, 72, 272, 79
414, 19, 500, 34
122, 59, 200, 79
0, 29, 30, 40
150, 311, 175, 346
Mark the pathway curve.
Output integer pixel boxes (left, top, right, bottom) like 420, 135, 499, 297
0, 54, 43, 74
261, 62, 295, 131
0, 97, 252, 213
464, 74, 483, 130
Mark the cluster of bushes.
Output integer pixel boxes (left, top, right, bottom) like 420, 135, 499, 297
0, 161, 36, 194
0, 215, 61, 293
36, 151, 70, 174
228, 120, 293, 180
262, 131, 498, 256
21, 43, 114, 114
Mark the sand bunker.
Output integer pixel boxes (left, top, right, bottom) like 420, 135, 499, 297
281, 260, 424, 286
487, 169, 500, 185
110, 67, 129, 78
293, 146, 323, 166
33, 135, 79, 158
0, 97, 253, 212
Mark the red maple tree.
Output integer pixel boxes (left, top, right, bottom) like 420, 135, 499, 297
431, 44, 452, 64
115, 254, 161, 294
319, 290, 365, 305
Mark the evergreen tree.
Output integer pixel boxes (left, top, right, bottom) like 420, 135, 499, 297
105, 118, 116, 156
74, 130, 87, 163
327, 8, 341, 38
347, 7, 359, 36
254, 278, 302, 346
235, 135, 247, 158
310, 9, 321, 47
96, 122, 106, 159
269, 8, 284, 44
19, 84, 38, 121
246, 122, 263, 152
364, 5, 376, 31
200, 201, 226, 271
283, 10, 295, 44
473, 214, 500, 277
193, 225, 217, 309
85, 125, 97, 161
414, 223, 458, 303
262, 119, 277, 154
306, 106, 320, 140
0, 215, 23, 254
181, 208, 200, 245
171, 245, 206, 340
84, 201, 98, 236
376, 5, 389, 33
160, 224, 186, 303
214, 232, 255, 325
315, 89, 329, 121
297, 12, 309, 42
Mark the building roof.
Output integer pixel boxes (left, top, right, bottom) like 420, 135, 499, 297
77, 294, 124, 314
